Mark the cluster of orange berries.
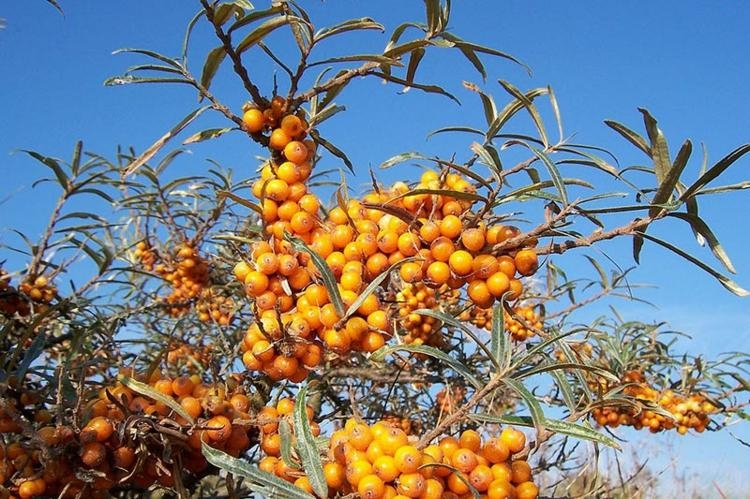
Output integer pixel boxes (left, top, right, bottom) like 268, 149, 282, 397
133, 240, 157, 271
195, 287, 235, 326
152, 243, 210, 317
166, 341, 214, 371
459, 304, 543, 342
278, 420, 538, 499
395, 283, 451, 346
592, 371, 716, 434
0, 371, 258, 498
0, 270, 57, 317
436, 386, 467, 416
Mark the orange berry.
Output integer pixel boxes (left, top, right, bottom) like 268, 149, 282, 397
481, 438, 510, 464
473, 254, 499, 279
440, 215, 463, 239
516, 481, 539, 499
500, 427, 526, 454
269, 128, 292, 150
242, 108, 265, 133
419, 220, 441, 243
510, 460, 532, 484
461, 227, 486, 252
426, 261, 451, 286
324, 461, 346, 489
276, 161, 301, 184
82, 416, 114, 443
393, 445, 422, 473
358, 474, 386, 499
459, 429, 482, 452
280, 114, 304, 138
397, 472, 425, 498
284, 140, 308, 164
514, 249, 538, 276
399, 261, 423, 283
430, 237, 455, 263
448, 250, 473, 277
507, 279, 523, 300
486, 271, 511, 298
346, 459, 373, 487
397, 232, 421, 257
496, 255, 517, 278
298, 193, 320, 214
467, 279, 494, 308
487, 478, 515, 499
372, 455, 400, 482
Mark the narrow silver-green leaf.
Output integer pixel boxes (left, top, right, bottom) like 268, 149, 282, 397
464, 81, 496, 128
667, 212, 735, 274
637, 231, 749, 296
490, 302, 510, 370
228, 5, 285, 34
498, 80, 548, 147
118, 375, 194, 423
371, 344, 484, 390
503, 378, 545, 434
278, 418, 300, 469
604, 119, 651, 156
639, 108, 671, 185
487, 88, 547, 139
530, 146, 568, 206
314, 17, 384, 42
200, 46, 227, 94
236, 16, 292, 53
286, 234, 345, 316
679, 144, 750, 201
294, 385, 327, 499
21, 151, 70, 192
344, 257, 418, 321
201, 444, 314, 499
308, 130, 354, 174
405, 47, 426, 87
380, 151, 429, 169
183, 127, 234, 144
413, 308, 500, 370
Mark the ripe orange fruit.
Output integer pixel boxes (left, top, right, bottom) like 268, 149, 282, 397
486, 272, 510, 298
242, 108, 265, 133
394, 445, 422, 473
514, 249, 538, 276
500, 427, 526, 454
426, 261, 451, 286
269, 128, 292, 151
440, 215, 462, 239
284, 140, 308, 164
461, 227, 486, 252
448, 250, 473, 277
280, 114, 304, 137
467, 279, 493, 308
510, 460, 532, 484
396, 472, 426, 497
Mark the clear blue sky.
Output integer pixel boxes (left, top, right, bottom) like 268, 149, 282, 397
1, 1, 749, 494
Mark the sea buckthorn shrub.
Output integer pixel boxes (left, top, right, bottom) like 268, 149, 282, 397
1, 1, 749, 498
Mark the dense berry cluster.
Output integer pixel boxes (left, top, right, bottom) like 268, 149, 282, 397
396, 283, 450, 347
460, 304, 543, 342
154, 244, 211, 317
298, 421, 538, 499
0, 270, 56, 317
592, 371, 716, 434
0, 371, 258, 498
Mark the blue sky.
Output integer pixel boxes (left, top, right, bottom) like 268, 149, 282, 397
1, 1, 749, 494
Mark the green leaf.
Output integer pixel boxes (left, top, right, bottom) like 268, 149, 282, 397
308, 130, 354, 174
314, 17, 384, 42
307, 104, 346, 128
639, 108, 671, 185
118, 375, 194, 423
307, 53, 400, 68
463, 81, 496, 128
372, 71, 460, 104
667, 212, 736, 274
502, 378, 545, 434
584, 255, 609, 288
604, 119, 651, 156
285, 234, 345, 317
236, 16, 293, 54
123, 106, 210, 176
294, 385, 327, 498
470, 142, 502, 180
380, 151, 429, 169
490, 302, 510, 370
111, 48, 183, 68
228, 5, 285, 34
530, 146, 568, 206
487, 88, 548, 139
17, 330, 47, 380
471, 413, 620, 449
637, 231, 749, 296
201, 444, 315, 498
21, 150, 70, 192
371, 344, 484, 390
405, 47, 426, 88
679, 144, 750, 201
183, 127, 234, 144
498, 80, 548, 147
278, 418, 300, 469
413, 308, 500, 370
200, 46, 227, 94
344, 257, 418, 321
